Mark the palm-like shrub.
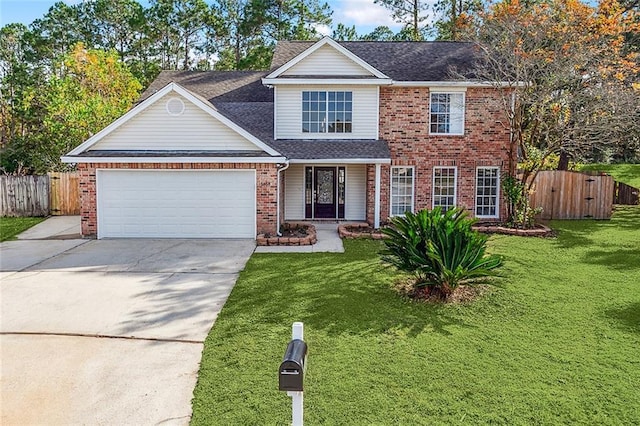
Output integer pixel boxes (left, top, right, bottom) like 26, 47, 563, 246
381, 207, 502, 300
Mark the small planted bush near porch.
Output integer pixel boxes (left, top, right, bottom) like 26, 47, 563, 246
381, 207, 503, 301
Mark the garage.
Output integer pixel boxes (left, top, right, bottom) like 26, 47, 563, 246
97, 170, 256, 239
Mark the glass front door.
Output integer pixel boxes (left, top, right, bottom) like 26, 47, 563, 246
305, 166, 345, 219
314, 167, 336, 218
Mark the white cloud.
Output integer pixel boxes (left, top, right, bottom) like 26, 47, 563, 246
330, 0, 439, 33
332, 0, 402, 30
315, 23, 332, 37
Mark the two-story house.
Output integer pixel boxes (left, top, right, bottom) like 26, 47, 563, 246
63, 37, 510, 239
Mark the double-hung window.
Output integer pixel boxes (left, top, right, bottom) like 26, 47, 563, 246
302, 91, 352, 133
430, 92, 465, 135
433, 167, 457, 212
390, 167, 414, 216
475, 167, 500, 218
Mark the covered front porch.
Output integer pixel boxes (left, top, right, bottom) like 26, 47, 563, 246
282, 161, 387, 228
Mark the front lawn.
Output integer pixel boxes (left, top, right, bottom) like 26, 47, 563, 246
0, 217, 46, 242
580, 163, 640, 188
191, 207, 640, 425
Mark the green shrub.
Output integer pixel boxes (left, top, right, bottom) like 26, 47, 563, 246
502, 173, 542, 229
381, 207, 503, 300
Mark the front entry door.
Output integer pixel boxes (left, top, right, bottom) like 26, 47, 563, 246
314, 167, 336, 218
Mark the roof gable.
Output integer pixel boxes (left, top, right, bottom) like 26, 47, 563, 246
266, 37, 388, 80
271, 40, 480, 82
91, 92, 263, 152
281, 43, 373, 76
65, 82, 281, 157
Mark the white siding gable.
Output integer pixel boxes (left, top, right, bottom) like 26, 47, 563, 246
282, 44, 374, 76
275, 85, 379, 140
92, 92, 261, 151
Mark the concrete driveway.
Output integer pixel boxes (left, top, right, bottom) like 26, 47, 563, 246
1, 221, 255, 425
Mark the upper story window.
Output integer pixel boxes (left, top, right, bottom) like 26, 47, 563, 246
302, 91, 352, 133
430, 92, 465, 135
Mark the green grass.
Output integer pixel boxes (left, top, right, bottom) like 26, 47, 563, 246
191, 207, 640, 425
0, 216, 46, 241
580, 163, 640, 188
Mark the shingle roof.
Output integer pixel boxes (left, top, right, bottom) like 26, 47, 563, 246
139, 70, 271, 103
270, 41, 312, 69
213, 102, 391, 160
135, 40, 480, 160
212, 102, 274, 142
270, 140, 391, 160
271, 41, 479, 81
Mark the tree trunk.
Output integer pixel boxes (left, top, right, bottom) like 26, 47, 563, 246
235, 33, 241, 70
184, 36, 189, 70
451, 0, 457, 41
557, 150, 569, 170
413, 0, 419, 40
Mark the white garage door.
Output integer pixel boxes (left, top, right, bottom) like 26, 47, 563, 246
97, 170, 256, 238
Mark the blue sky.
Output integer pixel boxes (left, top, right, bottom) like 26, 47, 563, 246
0, 0, 405, 35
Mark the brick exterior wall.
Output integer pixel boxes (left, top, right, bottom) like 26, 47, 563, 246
79, 87, 510, 238
77, 162, 278, 238
366, 87, 511, 225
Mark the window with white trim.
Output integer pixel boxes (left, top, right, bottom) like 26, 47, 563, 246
430, 92, 464, 135
390, 167, 414, 216
433, 167, 457, 212
475, 167, 500, 218
302, 91, 352, 133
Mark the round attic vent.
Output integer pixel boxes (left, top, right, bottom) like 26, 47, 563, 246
166, 97, 185, 116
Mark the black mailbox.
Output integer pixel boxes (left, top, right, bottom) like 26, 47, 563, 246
279, 339, 307, 392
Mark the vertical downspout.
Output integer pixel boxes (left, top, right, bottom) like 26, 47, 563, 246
276, 161, 290, 236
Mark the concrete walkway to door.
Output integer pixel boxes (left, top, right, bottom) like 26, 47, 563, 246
1, 218, 255, 425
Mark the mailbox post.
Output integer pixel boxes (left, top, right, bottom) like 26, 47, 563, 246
279, 322, 306, 426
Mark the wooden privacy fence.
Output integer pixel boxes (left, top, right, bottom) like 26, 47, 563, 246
529, 171, 614, 220
0, 175, 50, 216
0, 172, 80, 217
614, 181, 639, 205
49, 172, 80, 215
